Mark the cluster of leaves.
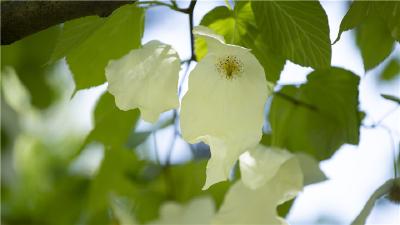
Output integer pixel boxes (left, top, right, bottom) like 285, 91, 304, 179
1, 1, 399, 225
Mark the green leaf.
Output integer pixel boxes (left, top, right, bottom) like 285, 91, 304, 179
167, 161, 231, 209
126, 131, 152, 149
356, 16, 395, 71
380, 58, 400, 81
59, 4, 144, 90
375, 1, 400, 42
252, 1, 331, 69
351, 178, 399, 225
381, 94, 400, 104
269, 67, 361, 160
1, 26, 61, 108
334, 1, 398, 69
88, 148, 167, 224
88, 148, 142, 213
84, 92, 140, 149
50, 16, 105, 62
197, 2, 285, 83
334, 1, 371, 44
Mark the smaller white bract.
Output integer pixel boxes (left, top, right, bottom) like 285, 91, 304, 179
180, 26, 270, 189
213, 145, 303, 225
150, 197, 215, 225
105, 40, 180, 123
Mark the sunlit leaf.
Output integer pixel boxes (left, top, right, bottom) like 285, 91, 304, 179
50, 16, 105, 62
252, 1, 331, 69
59, 4, 144, 90
197, 2, 285, 83
269, 67, 360, 160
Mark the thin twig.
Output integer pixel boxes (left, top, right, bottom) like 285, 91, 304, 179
363, 106, 399, 129
137, 1, 176, 10
187, 0, 197, 61
152, 131, 161, 164
164, 0, 197, 166
165, 112, 179, 166
362, 106, 400, 179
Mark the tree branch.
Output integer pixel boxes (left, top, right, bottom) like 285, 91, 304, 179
1, 1, 134, 45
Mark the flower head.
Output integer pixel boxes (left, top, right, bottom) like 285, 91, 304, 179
180, 26, 270, 189
106, 40, 180, 123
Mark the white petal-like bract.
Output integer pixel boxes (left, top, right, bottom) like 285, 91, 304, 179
180, 26, 270, 189
150, 197, 215, 225
213, 145, 303, 224
106, 40, 180, 123
239, 145, 294, 190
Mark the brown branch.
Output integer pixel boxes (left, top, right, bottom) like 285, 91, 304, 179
1, 1, 135, 45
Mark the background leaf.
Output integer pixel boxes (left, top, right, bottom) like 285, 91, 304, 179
335, 1, 399, 71
375, 1, 400, 42
269, 67, 360, 160
334, 1, 371, 44
1, 26, 61, 108
252, 1, 331, 69
83, 92, 140, 149
379, 58, 400, 81
356, 17, 395, 71
87, 147, 163, 223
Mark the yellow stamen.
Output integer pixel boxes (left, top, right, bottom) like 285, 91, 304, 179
215, 55, 244, 80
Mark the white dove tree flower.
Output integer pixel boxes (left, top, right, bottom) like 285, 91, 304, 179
105, 40, 181, 123
180, 26, 271, 189
213, 145, 303, 224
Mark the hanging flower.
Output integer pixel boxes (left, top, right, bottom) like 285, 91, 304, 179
213, 145, 303, 224
180, 26, 271, 189
105, 40, 181, 123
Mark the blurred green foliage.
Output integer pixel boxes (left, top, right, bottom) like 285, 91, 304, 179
336, 1, 399, 71
1, 1, 399, 225
380, 58, 400, 81
1, 26, 61, 108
